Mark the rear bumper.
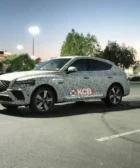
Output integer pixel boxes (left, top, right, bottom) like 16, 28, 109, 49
123, 81, 130, 96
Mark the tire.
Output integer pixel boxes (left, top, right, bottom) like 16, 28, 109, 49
2, 104, 18, 109
103, 84, 123, 106
30, 87, 55, 114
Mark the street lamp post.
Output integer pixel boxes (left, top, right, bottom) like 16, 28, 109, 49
28, 26, 40, 59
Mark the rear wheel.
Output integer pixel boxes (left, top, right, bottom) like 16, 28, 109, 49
30, 87, 55, 114
103, 84, 123, 106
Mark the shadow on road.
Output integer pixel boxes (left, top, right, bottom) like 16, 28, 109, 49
0, 100, 140, 118
101, 112, 140, 145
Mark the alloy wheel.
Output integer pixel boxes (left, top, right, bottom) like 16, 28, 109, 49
35, 90, 53, 112
109, 87, 122, 105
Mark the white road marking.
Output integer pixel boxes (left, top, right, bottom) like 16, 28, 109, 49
96, 129, 140, 142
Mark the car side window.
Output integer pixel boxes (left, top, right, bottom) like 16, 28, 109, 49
70, 59, 88, 71
89, 59, 112, 71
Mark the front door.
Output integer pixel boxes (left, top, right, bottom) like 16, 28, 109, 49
63, 59, 95, 101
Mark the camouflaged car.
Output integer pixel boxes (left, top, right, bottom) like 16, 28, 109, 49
0, 56, 130, 113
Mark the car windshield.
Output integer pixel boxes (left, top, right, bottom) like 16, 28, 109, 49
34, 58, 71, 71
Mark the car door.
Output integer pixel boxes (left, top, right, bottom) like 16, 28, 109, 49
63, 58, 93, 101
87, 59, 113, 98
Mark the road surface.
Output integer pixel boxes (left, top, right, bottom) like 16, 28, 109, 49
0, 83, 140, 168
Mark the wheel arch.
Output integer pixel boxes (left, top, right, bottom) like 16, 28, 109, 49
107, 82, 124, 96
30, 84, 58, 103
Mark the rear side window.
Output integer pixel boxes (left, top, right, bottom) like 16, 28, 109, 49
70, 59, 88, 71
88, 59, 112, 71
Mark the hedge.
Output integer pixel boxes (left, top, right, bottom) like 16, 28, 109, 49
129, 76, 140, 81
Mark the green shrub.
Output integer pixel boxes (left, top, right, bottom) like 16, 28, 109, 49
130, 76, 140, 81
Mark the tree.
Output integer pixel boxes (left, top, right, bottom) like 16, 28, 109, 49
34, 57, 41, 64
2, 54, 19, 65
0, 62, 4, 73
2, 53, 36, 72
120, 44, 136, 69
101, 41, 136, 69
5, 66, 12, 73
10, 54, 35, 71
60, 29, 101, 56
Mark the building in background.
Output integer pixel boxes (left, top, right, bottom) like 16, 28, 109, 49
0, 51, 11, 62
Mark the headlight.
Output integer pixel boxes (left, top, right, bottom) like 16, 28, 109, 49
13, 79, 35, 87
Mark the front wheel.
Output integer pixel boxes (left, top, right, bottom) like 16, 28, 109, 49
103, 84, 123, 106
30, 87, 55, 114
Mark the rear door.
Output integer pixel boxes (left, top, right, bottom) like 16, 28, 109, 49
87, 59, 113, 97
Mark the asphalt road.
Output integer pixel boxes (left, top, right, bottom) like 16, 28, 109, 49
0, 83, 140, 168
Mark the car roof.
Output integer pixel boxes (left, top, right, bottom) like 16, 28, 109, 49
55, 56, 114, 65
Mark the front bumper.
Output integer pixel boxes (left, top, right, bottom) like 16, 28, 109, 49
0, 87, 34, 106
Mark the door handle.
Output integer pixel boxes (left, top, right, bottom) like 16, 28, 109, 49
84, 77, 89, 79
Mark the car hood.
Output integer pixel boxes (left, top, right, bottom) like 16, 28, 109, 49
0, 71, 57, 81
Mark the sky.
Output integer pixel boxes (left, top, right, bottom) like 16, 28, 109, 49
0, 0, 140, 60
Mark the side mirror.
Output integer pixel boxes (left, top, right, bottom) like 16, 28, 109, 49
67, 66, 77, 73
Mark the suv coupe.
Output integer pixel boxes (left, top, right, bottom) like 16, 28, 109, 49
0, 56, 130, 113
